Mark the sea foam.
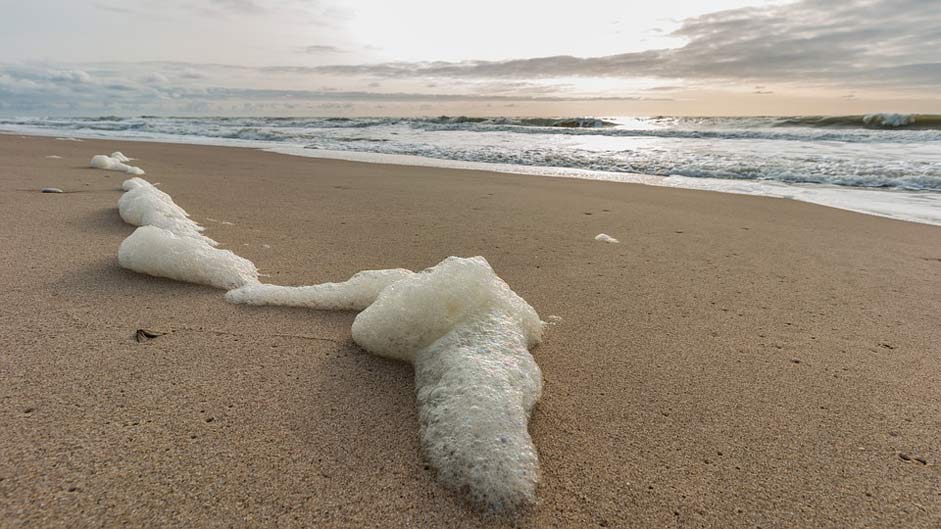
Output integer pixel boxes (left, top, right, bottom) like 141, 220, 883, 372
91, 153, 145, 175
352, 256, 543, 509
113, 177, 545, 511
118, 225, 257, 289
121, 177, 152, 191
863, 112, 915, 128
117, 183, 216, 245
225, 268, 415, 310
594, 233, 619, 243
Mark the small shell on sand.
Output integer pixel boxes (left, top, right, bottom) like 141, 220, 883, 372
41, 187, 64, 193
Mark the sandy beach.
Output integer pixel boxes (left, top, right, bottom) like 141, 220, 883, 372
2, 133, 940, 528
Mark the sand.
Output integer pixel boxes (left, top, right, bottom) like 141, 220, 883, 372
1, 134, 939, 528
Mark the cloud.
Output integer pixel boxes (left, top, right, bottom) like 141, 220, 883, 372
0, 62, 662, 115
298, 44, 347, 54
94, 2, 137, 15
310, 0, 941, 90
3, 0, 937, 115
208, 0, 266, 14
142, 72, 169, 84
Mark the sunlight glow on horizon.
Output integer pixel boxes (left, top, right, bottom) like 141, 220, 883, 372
0, 0, 938, 116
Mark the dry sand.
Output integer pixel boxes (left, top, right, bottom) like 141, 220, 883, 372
1, 134, 940, 528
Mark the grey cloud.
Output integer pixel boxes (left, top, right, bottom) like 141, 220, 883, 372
299, 45, 347, 54
311, 0, 941, 90
94, 3, 137, 15
208, 0, 266, 13
0, 62, 661, 115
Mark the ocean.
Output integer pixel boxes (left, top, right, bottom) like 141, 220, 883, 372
3, 113, 940, 225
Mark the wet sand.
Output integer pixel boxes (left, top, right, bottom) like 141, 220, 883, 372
1, 134, 939, 528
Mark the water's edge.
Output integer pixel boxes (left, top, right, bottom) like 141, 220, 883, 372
6, 127, 940, 227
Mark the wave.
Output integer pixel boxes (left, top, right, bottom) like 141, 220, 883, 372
421, 116, 616, 128
299, 141, 941, 192
6, 115, 940, 141
773, 113, 941, 130
3, 114, 938, 193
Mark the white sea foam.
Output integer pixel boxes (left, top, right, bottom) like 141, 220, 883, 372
118, 225, 257, 290
111, 178, 545, 511
352, 256, 543, 510
110, 151, 131, 162
117, 184, 216, 244
594, 233, 619, 243
121, 177, 152, 191
45, 155, 62, 159
863, 112, 914, 128
225, 268, 415, 310
91, 153, 145, 175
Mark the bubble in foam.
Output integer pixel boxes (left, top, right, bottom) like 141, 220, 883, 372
91, 154, 145, 175
225, 268, 415, 310
118, 225, 257, 290
352, 256, 543, 510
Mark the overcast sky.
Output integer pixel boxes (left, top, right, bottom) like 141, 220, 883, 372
1, 0, 938, 116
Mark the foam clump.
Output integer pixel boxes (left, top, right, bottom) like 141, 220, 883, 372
118, 225, 257, 290
121, 177, 152, 191
91, 154, 145, 175
352, 256, 543, 510
110, 151, 131, 162
226, 268, 415, 310
594, 233, 619, 243
118, 183, 216, 245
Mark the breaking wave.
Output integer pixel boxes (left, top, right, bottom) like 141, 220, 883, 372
774, 113, 941, 130
3, 113, 939, 192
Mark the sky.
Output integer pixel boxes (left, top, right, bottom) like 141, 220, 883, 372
0, 0, 939, 116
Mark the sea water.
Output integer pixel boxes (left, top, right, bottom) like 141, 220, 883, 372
7, 114, 940, 224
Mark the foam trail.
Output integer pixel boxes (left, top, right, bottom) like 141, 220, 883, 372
594, 233, 619, 243
225, 268, 415, 310
113, 178, 545, 511
118, 183, 216, 245
352, 256, 543, 510
118, 225, 257, 290
91, 153, 145, 175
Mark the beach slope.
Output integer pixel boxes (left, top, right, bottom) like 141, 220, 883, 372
1, 135, 939, 528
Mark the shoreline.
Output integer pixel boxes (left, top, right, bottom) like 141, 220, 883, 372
3, 128, 939, 227
2, 134, 940, 528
